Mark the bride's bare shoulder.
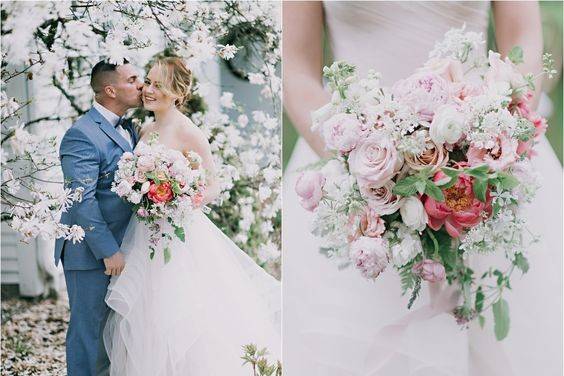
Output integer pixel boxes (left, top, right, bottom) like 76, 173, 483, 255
175, 116, 208, 146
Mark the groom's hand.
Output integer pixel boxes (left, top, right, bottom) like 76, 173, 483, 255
103, 252, 125, 276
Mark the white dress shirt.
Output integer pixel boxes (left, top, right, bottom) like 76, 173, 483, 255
93, 101, 133, 148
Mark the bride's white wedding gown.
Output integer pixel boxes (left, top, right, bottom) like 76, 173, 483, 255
103, 208, 281, 375
283, 2, 562, 376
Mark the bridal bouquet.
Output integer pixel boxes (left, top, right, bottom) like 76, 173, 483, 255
295, 27, 555, 340
112, 132, 207, 263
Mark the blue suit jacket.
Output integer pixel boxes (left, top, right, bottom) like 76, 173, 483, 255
54, 107, 138, 270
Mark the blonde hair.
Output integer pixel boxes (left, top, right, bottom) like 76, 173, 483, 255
152, 57, 193, 107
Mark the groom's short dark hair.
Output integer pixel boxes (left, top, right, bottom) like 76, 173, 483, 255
90, 59, 130, 94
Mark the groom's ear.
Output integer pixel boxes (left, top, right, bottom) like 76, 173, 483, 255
104, 85, 117, 99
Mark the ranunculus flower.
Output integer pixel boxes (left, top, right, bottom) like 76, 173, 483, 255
320, 113, 364, 153
349, 236, 389, 279
400, 196, 428, 232
467, 134, 518, 171
418, 57, 464, 83
412, 259, 446, 282
295, 171, 325, 211
147, 181, 174, 203
404, 139, 449, 172
392, 72, 451, 121
430, 105, 466, 145
359, 180, 403, 215
349, 134, 403, 188
424, 171, 492, 238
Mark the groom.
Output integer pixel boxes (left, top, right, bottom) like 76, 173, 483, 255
54, 60, 142, 376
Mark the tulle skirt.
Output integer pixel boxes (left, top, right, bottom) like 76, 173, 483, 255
282, 136, 562, 376
103, 210, 281, 376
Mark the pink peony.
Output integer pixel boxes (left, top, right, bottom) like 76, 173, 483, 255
424, 171, 492, 238
147, 181, 174, 203
321, 113, 364, 153
412, 259, 446, 282
467, 134, 518, 171
349, 134, 403, 188
349, 236, 389, 280
392, 72, 451, 121
295, 171, 325, 211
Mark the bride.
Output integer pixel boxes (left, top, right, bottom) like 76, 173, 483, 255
103, 57, 281, 375
283, 2, 562, 376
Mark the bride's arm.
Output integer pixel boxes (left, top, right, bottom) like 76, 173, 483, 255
180, 125, 220, 206
283, 1, 331, 158
492, 1, 543, 108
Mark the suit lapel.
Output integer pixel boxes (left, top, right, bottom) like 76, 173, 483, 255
87, 108, 132, 153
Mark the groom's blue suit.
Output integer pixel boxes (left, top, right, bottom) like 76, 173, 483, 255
54, 107, 138, 376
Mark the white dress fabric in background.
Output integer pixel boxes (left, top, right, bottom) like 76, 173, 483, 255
282, 2, 562, 375
103, 209, 281, 375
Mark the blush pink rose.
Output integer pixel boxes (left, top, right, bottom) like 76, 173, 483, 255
349, 236, 389, 280
392, 72, 451, 121
349, 134, 403, 188
423, 171, 492, 238
321, 113, 364, 153
295, 171, 325, 211
136, 155, 156, 173
467, 134, 518, 171
359, 180, 403, 215
412, 259, 446, 282
485, 51, 527, 90
348, 207, 386, 241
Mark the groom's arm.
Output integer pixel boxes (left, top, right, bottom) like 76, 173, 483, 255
60, 127, 120, 260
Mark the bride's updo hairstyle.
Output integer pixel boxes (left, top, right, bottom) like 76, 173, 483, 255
152, 57, 193, 107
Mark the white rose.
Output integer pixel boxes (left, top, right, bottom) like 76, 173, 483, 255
129, 191, 142, 204
430, 105, 466, 145
400, 196, 428, 232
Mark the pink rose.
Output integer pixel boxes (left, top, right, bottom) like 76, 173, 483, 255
348, 207, 386, 241
404, 139, 449, 172
321, 113, 364, 153
359, 180, 403, 215
136, 155, 156, 173
424, 171, 492, 238
418, 57, 464, 83
135, 170, 148, 183
349, 236, 389, 280
392, 72, 451, 121
295, 171, 325, 211
349, 134, 402, 188
412, 259, 446, 282
468, 134, 518, 171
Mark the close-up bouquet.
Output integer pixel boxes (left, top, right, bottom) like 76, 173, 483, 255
112, 132, 207, 263
295, 26, 556, 340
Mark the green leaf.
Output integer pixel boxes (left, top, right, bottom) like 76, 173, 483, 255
466, 164, 490, 180
478, 315, 486, 329
425, 180, 445, 202
407, 277, 422, 309
508, 46, 524, 65
475, 286, 485, 312
513, 253, 530, 274
392, 175, 420, 197
163, 247, 171, 264
493, 298, 510, 340
473, 178, 488, 202
174, 225, 186, 242
442, 167, 462, 179
496, 172, 519, 191
415, 180, 427, 195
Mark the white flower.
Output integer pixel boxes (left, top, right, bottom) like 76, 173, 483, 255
115, 180, 132, 197
66, 225, 85, 244
257, 242, 279, 263
248, 72, 265, 85
430, 105, 466, 145
258, 185, 272, 202
237, 114, 249, 128
218, 44, 239, 60
220, 92, 234, 108
400, 196, 428, 232
129, 191, 142, 204
390, 226, 423, 267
